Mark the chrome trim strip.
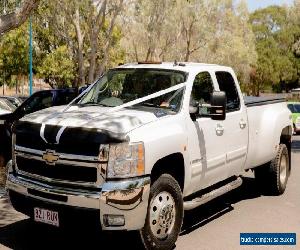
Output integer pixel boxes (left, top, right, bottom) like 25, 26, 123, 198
15, 145, 43, 155
7, 174, 101, 209
15, 145, 100, 162
16, 169, 103, 188
9, 174, 101, 196
102, 177, 151, 191
15, 151, 99, 168
57, 159, 98, 168
15, 152, 42, 161
59, 154, 99, 162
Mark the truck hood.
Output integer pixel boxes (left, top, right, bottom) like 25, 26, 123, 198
20, 105, 161, 138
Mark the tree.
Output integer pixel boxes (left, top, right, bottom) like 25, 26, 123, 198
205, 0, 257, 88
37, 45, 74, 88
121, 0, 179, 61
122, 0, 257, 88
35, 0, 125, 86
290, 0, 300, 87
0, 23, 29, 90
0, 0, 40, 35
250, 5, 298, 95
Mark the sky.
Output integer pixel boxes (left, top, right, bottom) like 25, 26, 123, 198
247, 0, 294, 12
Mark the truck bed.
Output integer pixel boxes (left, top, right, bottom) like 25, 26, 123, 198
244, 100, 289, 170
244, 96, 286, 107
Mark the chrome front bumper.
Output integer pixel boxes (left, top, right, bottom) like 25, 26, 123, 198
6, 172, 150, 231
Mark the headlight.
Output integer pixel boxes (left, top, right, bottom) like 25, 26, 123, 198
105, 142, 145, 179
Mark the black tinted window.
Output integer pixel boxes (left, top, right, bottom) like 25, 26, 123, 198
216, 71, 240, 112
287, 104, 295, 113
23, 92, 53, 114
191, 72, 214, 105
55, 91, 77, 105
294, 104, 300, 113
190, 72, 214, 117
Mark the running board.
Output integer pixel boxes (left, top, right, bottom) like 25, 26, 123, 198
184, 177, 243, 210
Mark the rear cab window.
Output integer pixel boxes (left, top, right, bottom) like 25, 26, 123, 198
215, 71, 240, 113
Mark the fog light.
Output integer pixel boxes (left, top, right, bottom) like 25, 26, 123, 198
103, 214, 125, 227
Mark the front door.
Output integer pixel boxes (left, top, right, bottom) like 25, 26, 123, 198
187, 71, 228, 192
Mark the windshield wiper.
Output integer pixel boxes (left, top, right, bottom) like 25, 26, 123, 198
138, 102, 159, 108
77, 101, 111, 107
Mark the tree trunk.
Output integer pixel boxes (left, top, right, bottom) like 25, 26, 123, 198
73, 9, 85, 86
94, 0, 124, 79
0, 0, 40, 35
88, 0, 107, 83
88, 32, 98, 83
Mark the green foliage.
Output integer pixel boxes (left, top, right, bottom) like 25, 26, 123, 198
0, 23, 29, 86
1, 0, 300, 94
0, 0, 22, 15
249, 5, 300, 95
37, 45, 74, 88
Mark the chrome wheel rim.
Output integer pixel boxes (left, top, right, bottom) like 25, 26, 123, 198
149, 191, 176, 240
279, 154, 287, 185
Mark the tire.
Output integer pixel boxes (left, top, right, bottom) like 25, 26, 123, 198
140, 174, 183, 250
0, 154, 6, 187
254, 144, 289, 195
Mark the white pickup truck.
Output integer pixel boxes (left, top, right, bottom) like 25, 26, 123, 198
6, 62, 292, 249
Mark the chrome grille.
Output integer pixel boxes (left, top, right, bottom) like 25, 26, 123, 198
14, 146, 105, 187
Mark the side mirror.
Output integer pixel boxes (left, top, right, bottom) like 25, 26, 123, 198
189, 100, 199, 115
210, 91, 226, 120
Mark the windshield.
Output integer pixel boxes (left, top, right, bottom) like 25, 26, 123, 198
0, 99, 16, 112
78, 68, 187, 113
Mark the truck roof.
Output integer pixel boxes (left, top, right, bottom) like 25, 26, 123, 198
117, 62, 233, 73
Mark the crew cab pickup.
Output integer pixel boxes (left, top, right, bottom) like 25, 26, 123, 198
6, 63, 292, 249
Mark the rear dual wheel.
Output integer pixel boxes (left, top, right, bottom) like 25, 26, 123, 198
140, 174, 183, 250
254, 144, 290, 195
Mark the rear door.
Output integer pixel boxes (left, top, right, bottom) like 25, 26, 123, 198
215, 71, 248, 177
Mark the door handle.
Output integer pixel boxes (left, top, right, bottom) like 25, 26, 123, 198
239, 119, 247, 129
215, 123, 224, 136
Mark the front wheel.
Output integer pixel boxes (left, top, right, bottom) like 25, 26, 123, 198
140, 174, 183, 250
254, 144, 290, 195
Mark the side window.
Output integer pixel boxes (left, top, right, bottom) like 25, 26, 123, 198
216, 71, 240, 112
191, 72, 214, 116
24, 92, 53, 114
191, 72, 214, 105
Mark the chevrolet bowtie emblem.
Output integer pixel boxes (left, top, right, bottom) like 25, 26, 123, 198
42, 150, 59, 165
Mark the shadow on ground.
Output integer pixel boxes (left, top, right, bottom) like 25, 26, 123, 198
0, 176, 262, 250
0, 219, 144, 250
292, 136, 300, 153
181, 177, 261, 235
